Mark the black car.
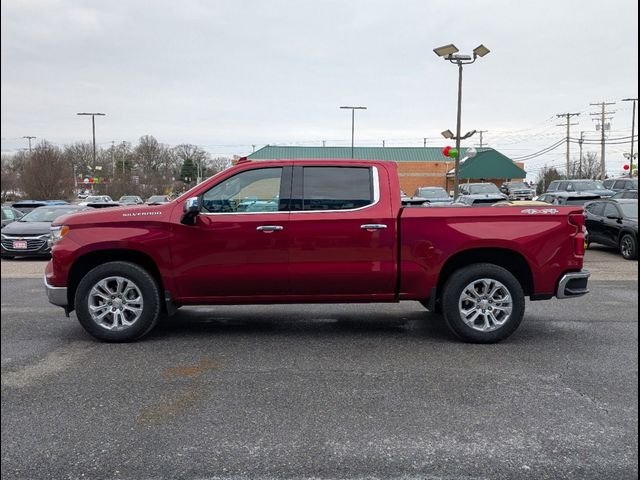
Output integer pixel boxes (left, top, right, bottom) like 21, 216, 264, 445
584, 199, 638, 260
1, 206, 23, 227
1, 205, 88, 259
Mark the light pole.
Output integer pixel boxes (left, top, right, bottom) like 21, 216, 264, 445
622, 98, 637, 177
22, 136, 36, 153
340, 106, 367, 158
76, 112, 106, 171
434, 43, 490, 199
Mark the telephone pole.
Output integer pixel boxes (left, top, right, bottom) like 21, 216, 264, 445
76, 112, 106, 171
22, 136, 36, 153
578, 131, 586, 177
621, 98, 637, 177
382, 140, 385, 148
590, 102, 616, 180
340, 106, 367, 159
423, 137, 427, 148
556, 113, 580, 176
476, 130, 488, 148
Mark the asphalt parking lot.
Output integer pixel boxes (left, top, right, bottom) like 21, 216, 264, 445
1, 248, 638, 480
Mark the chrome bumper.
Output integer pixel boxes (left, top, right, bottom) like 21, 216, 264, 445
556, 270, 590, 299
44, 276, 68, 307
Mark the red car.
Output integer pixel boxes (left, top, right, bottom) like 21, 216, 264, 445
44, 159, 589, 343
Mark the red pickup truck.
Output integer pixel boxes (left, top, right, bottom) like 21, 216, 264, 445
44, 159, 589, 343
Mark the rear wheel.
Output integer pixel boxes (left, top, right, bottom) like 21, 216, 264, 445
620, 234, 638, 260
441, 263, 525, 343
74, 261, 161, 342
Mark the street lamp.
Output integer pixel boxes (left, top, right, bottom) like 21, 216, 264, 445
434, 43, 490, 199
340, 106, 367, 159
76, 112, 106, 172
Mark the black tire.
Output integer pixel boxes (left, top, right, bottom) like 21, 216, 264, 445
74, 261, 161, 342
441, 263, 525, 343
620, 233, 638, 260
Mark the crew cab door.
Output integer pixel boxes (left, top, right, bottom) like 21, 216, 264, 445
286, 165, 397, 299
171, 166, 292, 300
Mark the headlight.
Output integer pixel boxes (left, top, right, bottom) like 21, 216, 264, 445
50, 225, 70, 245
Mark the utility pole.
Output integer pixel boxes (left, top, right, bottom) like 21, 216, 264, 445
22, 136, 36, 153
322, 140, 326, 147
578, 131, 586, 177
382, 140, 385, 148
76, 112, 106, 172
252, 144, 256, 153
622, 98, 637, 177
340, 106, 367, 159
590, 102, 616, 180
556, 113, 580, 177
476, 130, 488, 148
111, 141, 115, 177
423, 137, 427, 148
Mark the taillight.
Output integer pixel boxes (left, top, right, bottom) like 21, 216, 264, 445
569, 213, 585, 256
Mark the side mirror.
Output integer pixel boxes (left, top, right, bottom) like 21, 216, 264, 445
181, 197, 201, 225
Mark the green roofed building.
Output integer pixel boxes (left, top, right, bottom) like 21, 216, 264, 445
247, 145, 526, 195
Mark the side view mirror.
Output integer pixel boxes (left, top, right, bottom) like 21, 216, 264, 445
181, 197, 201, 225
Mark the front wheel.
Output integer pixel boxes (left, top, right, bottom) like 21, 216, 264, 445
441, 263, 525, 343
74, 261, 161, 342
620, 234, 638, 260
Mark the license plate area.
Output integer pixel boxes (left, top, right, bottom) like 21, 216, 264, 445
12, 241, 28, 249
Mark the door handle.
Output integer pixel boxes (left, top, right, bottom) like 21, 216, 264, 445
256, 225, 284, 232
361, 224, 387, 231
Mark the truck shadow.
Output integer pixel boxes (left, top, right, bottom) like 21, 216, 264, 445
149, 306, 457, 342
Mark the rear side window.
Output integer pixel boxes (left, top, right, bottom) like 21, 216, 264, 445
547, 181, 559, 191
603, 179, 614, 189
586, 203, 604, 216
301, 167, 373, 211
613, 180, 627, 190
603, 203, 620, 218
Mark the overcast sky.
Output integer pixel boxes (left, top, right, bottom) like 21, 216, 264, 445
1, 0, 638, 178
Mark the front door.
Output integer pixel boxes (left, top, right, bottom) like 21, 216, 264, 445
286, 165, 397, 299
171, 166, 292, 301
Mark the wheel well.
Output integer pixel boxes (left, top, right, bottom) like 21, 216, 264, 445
437, 248, 534, 298
67, 249, 165, 311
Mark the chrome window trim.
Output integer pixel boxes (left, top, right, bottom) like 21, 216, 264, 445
199, 166, 380, 216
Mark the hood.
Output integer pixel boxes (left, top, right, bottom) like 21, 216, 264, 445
464, 193, 507, 200
52, 202, 176, 227
1, 221, 52, 236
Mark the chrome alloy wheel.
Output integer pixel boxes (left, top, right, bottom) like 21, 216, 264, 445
621, 236, 634, 258
458, 278, 513, 332
88, 276, 144, 330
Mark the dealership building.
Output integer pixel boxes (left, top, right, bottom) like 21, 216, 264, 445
247, 146, 527, 195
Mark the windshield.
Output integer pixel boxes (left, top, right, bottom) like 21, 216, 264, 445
574, 181, 603, 191
620, 203, 638, 219
508, 182, 528, 189
119, 196, 139, 202
85, 196, 109, 202
147, 196, 167, 202
418, 188, 448, 198
20, 207, 80, 223
468, 184, 500, 194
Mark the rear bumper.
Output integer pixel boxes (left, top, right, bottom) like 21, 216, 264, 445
556, 270, 590, 299
44, 275, 68, 307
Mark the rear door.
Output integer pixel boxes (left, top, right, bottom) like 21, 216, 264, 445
286, 164, 397, 299
585, 202, 605, 243
601, 203, 623, 247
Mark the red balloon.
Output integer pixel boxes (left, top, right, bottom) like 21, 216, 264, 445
442, 146, 452, 157
623, 164, 630, 170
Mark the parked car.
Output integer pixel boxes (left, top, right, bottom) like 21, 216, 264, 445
492, 200, 550, 207
612, 190, 638, 200
146, 195, 172, 205
546, 179, 615, 197
456, 183, 507, 206
1, 206, 24, 227
499, 181, 536, 201
413, 187, 452, 204
44, 159, 589, 343
118, 195, 145, 205
1, 205, 88, 259
400, 190, 428, 206
603, 177, 638, 193
584, 199, 638, 260
78, 195, 113, 206
536, 191, 602, 206
11, 200, 70, 214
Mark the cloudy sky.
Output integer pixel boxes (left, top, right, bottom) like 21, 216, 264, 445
1, 0, 638, 178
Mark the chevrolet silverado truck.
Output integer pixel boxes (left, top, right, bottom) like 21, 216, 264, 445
44, 159, 590, 343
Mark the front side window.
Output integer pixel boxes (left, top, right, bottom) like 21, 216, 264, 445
301, 167, 372, 211
202, 167, 283, 213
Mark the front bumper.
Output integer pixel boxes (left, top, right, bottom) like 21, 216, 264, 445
1, 234, 51, 257
44, 275, 68, 307
556, 270, 590, 299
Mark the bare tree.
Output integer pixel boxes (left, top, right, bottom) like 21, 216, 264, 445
21, 142, 74, 200
174, 144, 209, 183
567, 152, 601, 179
205, 156, 232, 177
535, 165, 562, 194
1, 153, 24, 201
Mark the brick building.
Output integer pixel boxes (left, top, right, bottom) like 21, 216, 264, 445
247, 146, 526, 195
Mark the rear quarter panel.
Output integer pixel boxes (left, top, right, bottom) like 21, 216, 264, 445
399, 206, 584, 299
